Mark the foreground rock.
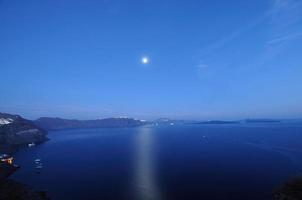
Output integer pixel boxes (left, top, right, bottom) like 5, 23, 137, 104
0, 161, 49, 200
0, 179, 49, 200
0, 162, 19, 181
273, 177, 302, 200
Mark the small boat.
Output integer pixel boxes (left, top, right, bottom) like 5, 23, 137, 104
35, 159, 43, 173
28, 143, 35, 147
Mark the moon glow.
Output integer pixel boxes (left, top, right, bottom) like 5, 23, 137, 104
141, 56, 149, 64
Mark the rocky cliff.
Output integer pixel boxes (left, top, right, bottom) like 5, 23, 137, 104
0, 113, 48, 153
34, 117, 148, 130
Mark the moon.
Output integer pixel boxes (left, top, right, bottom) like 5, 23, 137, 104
141, 56, 149, 64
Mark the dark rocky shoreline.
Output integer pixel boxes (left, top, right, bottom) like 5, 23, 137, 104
0, 179, 49, 200
273, 177, 302, 200
0, 113, 50, 199
0, 162, 50, 200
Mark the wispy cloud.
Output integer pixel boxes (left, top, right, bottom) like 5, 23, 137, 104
196, 61, 213, 79
267, 31, 302, 46
270, 0, 302, 20
197, 63, 208, 69
198, 17, 265, 58
259, 0, 302, 65
196, 9, 270, 73
269, 0, 302, 37
196, 0, 302, 73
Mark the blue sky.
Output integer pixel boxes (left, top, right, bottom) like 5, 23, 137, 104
0, 0, 302, 120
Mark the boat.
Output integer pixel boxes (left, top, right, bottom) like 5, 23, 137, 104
28, 143, 35, 147
34, 159, 43, 173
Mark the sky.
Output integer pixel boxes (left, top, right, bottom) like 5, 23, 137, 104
0, 0, 302, 120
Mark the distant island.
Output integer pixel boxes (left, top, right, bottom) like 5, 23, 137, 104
34, 117, 148, 131
193, 119, 285, 125
245, 119, 281, 123
194, 120, 240, 124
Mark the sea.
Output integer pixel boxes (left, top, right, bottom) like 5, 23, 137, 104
11, 123, 302, 200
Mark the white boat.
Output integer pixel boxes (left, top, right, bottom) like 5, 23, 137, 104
35, 159, 43, 170
28, 143, 35, 147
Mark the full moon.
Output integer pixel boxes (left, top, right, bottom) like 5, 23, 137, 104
141, 56, 149, 64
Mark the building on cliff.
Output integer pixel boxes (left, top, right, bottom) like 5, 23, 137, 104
0, 154, 19, 181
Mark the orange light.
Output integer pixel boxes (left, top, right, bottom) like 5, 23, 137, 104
1, 157, 13, 165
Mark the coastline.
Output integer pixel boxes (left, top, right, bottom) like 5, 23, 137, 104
0, 142, 50, 200
0, 179, 50, 200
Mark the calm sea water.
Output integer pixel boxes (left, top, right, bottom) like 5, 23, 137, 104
11, 124, 302, 200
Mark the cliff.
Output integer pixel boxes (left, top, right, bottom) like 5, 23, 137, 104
34, 117, 148, 130
0, 113, 48, 153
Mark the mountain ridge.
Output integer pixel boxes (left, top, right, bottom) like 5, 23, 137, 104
34, 116, 149, 131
